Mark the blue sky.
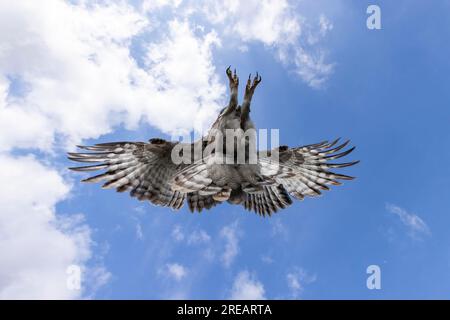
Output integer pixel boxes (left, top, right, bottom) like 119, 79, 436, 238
1, 0, 450, 299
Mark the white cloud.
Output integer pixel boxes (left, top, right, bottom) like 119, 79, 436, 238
166, 263, 187, 281
145, 19, 225, 134
271, 218, 289, 239
261, 255, 274, 264
136, 223, 144, 241
0, 154, 105, 299
140, 0, 335, 88
171, 225, 210, 245
83, 266, 112, 299
319, 15, 333, 37
230, 271, 266, 300
291, 48, 335, 89
220, 222, 240, 268
198, 0, 334, 88
286, 267, 316, 299
171, 225, 185, 242
0, 0, 337, 299
187, 230, 211, 245
203, 0, 300, 45
0, 0, 227, 299
0, 0, 225, 152
131, 209, 145, 241
0, 77, 53, 152
308, 15, 333, 45
142, 0, 183, 12
386, 203, 431, 239
0, 0, 146, 150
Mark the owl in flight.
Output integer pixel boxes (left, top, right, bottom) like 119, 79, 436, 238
68, 67, 358, 216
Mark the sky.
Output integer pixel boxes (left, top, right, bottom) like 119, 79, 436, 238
1, 0, 450, 299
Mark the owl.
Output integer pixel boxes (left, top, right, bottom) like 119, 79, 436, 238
69, 67, 358, 216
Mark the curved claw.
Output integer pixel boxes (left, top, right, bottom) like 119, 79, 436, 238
226, 66, 239, 89
226, 66, 232, 79
252, 72, 262, 87
247, 74, 252, 88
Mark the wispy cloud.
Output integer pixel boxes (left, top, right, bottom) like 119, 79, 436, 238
286, 267, 317, 299
142, 0, 335, 88
261, 254, 274, 264
83, 266, 112, 299
135, 223, 144, 241
187, 230, 211, 245
229, 271, 266, 300
166, 263, 187, 281
386, 203, 431, 239
199, 0, 335, 88
0, 154, 105, 299
0, 1, 225, 153
271, 218, 289, 239
171, 225, 211, 245
171, 225, 185, 242
0, 0, 226, 299
0, 0, 338, 299
220, 221, 240, 268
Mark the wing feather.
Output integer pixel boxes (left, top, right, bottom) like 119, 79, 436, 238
242, 185, 292, 216
69, 137, 358, 216
68, 140, 187, 210
258, 139, 358, 201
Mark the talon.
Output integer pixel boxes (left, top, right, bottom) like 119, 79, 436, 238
226, 66, 233, 79
252, 72, 261, 87
227, 66, 239, 88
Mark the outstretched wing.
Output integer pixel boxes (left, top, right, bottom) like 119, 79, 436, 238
170, 138, 358, 216
259, 138, 359, 200
68, 139, 187, 210
242, 185, 293, 216
235, 139, 358, 216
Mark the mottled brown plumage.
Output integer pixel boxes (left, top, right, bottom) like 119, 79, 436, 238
68, 67, 358, 216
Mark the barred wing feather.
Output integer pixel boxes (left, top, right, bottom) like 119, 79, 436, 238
259, 139, 359, 200
68, 140, 186, 209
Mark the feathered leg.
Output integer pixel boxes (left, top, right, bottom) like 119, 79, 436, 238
241, 72, 261, 128
223, 66, 239, 116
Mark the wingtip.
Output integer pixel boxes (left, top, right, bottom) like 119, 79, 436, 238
68, 164, 107, 172
328, 137, 341, 147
